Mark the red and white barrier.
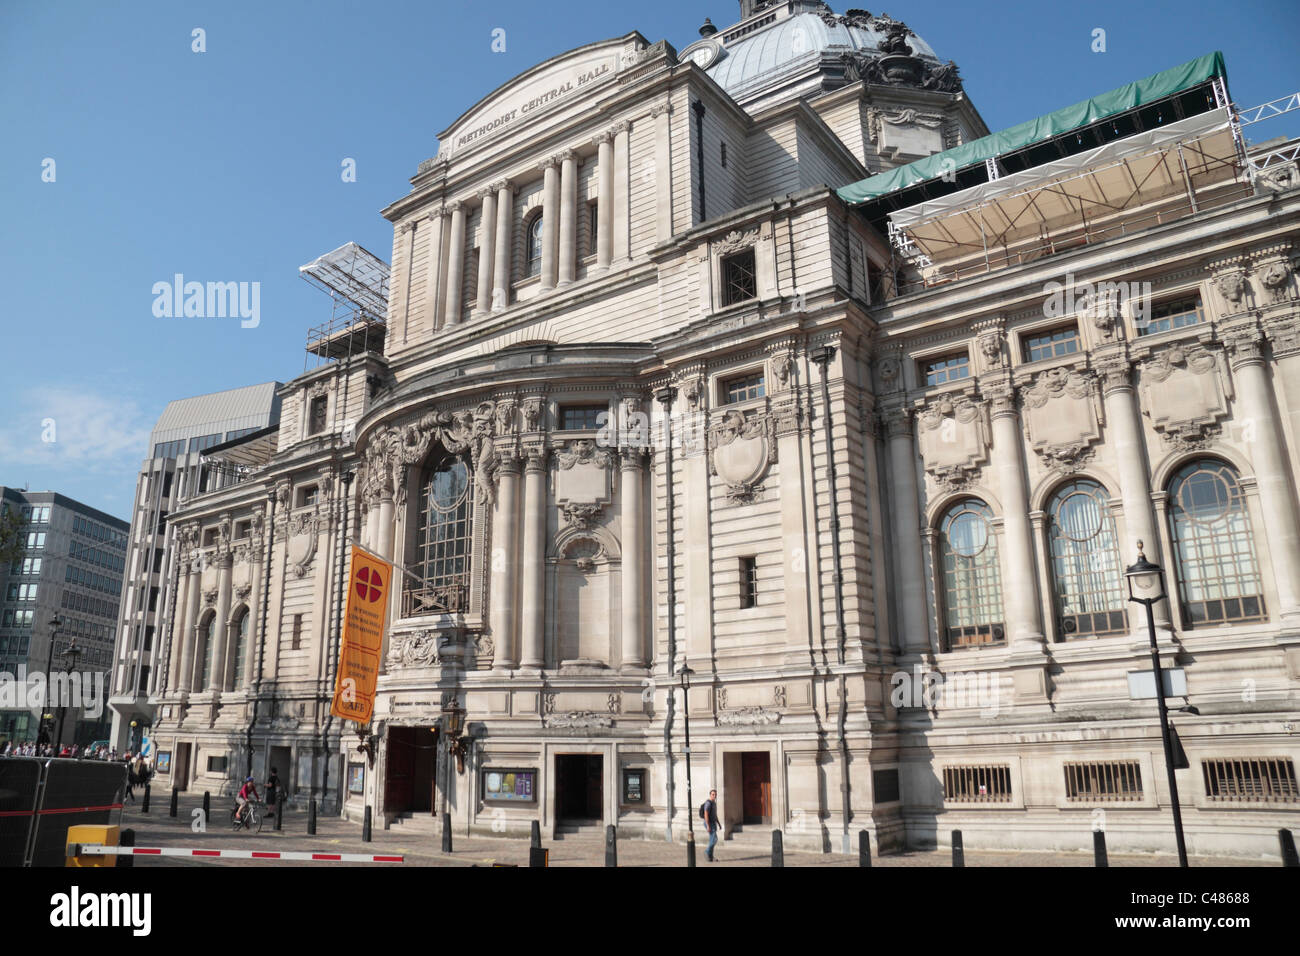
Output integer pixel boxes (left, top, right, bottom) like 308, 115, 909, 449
70, 845, 403, 863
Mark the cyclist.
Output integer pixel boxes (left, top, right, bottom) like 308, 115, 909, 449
234, 776, 260, 826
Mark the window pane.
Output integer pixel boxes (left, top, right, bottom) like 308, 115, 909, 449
1048, 480, 1127, 638
722, 372, 765, 404
940, 500, 1004, 648
923, 353, 970, 386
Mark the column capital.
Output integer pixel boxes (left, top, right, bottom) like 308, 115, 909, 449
524, 446, 549, 473
592, 130, 614, 147
475, 186, 496, 203
649, 100, 673, 118
400, 219, 419, 234
880, 404, 914, 438
537, 155, 560, 172
612, 119, 632, 135
1223, 324, 1267, 369
445, 199, 465, 215
491, 179, 511, 194
984, 382, 1020, 420
556, 149, 579, 165
619, 447, 646, 470
1093, 352, 1134, 393
424, 206, 446, 224
496, 451, 523, 477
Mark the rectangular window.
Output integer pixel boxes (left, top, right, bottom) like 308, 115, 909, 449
235, 520, 251, 539
872, 768, 901, 804
298, 486, 319, 508
739, 556, 758, 609
1064, 761, 1144, 801
292, 614, 303, 651
188, 433, 222, 454
721, 248, 757, 306
1023, 323, 1081, 362
622, 768, 647, 805
943, 765, 1013, 803
153, 439, 187, 459
309, 396, 328, 436
721, 371, 765, 405
207, 755, 228, 774
587, 201, 599, 257
559, 405, 606, 431
1202, 757, 1298, 803
720, 141, 727, 168
922, 352, 970, 386
1137, 295, 1203, 336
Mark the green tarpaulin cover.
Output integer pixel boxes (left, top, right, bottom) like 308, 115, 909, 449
837, 51, 1227, 205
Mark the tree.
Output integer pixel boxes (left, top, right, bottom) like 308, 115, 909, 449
0, 508, 26, 566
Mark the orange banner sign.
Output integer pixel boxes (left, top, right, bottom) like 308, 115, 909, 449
330, 546, 390, 724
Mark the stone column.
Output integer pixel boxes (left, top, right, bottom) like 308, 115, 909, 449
987, 386, 1046, 650
474, 189, 496, 317
884, 407, 930, 655
172, 560, 194, 692
558, 150, 578, 286
421, 207, 445, 331
540, 160, 559, 291
1097, 355, 1170, 628
184, 564, 206, 693
619, 447, 644, 669
491, 455, 521, 669
1226, 328, 1300, 625
595, 132, 614, 270
492, 181, 513, 311
652, 102, 673, 244
212, 553, 233, 692
376, 493, 396, 562
520, 447, 548, 668
397, 220, 417, 341
613, 120, 631, 262
443, 200, 466, 325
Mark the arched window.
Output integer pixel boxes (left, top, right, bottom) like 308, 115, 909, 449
410, 449, 474, 614
1047, 479, 1127, 638
231, 610, 249, 689
525, 214, 543, 277
1167, 459, 1266, 626
199, 614, 216, 690
939, 499, 1004, 649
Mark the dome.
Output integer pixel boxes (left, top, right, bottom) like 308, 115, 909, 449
685, 4, 954, 106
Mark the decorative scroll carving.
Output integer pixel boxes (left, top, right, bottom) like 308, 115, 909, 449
556, 439, 612, 470
773, 685, 787, 708
234, 583, 252, 602
715, 228, 759, 255
1020, 367, 1102, 472
916, 393, 989, 490
715, 687, 728, 710
202, 588, 217, 607
561, 502, 603, 530
385, 629, 443, 669
709, 409, 775, 504
1140, 342, 1231, 444
717, 706, 780, 726
1162, 421, 1223, 451
546, 711, 613, 729
607, 692, 621, 715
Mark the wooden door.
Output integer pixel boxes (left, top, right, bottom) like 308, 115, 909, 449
741, 752, 771, 824
384, 728, 415, 812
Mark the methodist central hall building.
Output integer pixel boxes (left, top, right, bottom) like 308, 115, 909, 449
138, 2, 1300, 856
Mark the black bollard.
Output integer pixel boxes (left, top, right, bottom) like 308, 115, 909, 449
1093, 830, 1109, 868
275, 796, 283, 831
202, 791, 210, 822
528, 846, 549, 867
771, 829, 785, 868
119, 828, 135, 869
530, 820, 541, 849
858, 830, 872, 867
1280, 829, 1299, 867
605, 825, 618, 867
141, 783, 150, 814
442, 812, 453, 853
308, 798, 317, 835
169, 788, 178, 818
362, 806, 372, 843
952, 830, 965, 867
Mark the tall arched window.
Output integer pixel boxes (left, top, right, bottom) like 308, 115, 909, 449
1167, 459, 1266, 626
231, 610, 249, 689
939, 499, 1004, 649
1047, 479, 1127, 638
525, 214, 543, 277
410, 449, 474, 613
199, 614, 215, 690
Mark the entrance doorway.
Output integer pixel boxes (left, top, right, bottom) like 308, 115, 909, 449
741, 752, 772, 825
385, 727, 437, 815
174, 743, 192, 791
555, 754, 603, 824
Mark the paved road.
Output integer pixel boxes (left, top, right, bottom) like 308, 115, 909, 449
112, 794, 1272, 867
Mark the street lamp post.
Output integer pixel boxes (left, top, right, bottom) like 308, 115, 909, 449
1125, 542, 1189, 867
680, 664, 696, 868
655, 386, 679, 848
56, 637, 82, 751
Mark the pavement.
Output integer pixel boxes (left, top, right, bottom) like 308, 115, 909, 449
111, 794, 1275, 868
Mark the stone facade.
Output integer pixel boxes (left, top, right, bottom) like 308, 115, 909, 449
140, 3, 1300, 854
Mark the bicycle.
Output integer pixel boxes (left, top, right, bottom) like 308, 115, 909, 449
230, 800, 265, 833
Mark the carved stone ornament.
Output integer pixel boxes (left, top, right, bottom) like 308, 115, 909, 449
682, 376, 705, 411
1214, 270, 1249, 307
308, 379, 331, 400
773, 685, 787, 708
771, 352, 795, 387
607, 692, 621, 714
977, 329, 1006, 368
494, 400, 517, 435
1038, 441, 1097, 475
546, 711, 613, 729
1140, 343, 1231, 444
916, 394, 989, 491
561, 502, 603, 530
716, 706, 780, 726
202, 588, 218, 607
475, 633, 494, 662
715, 687, 728, 710
709, 409, 776, 503
1257, 259, 1294, 305
556, 439, 612, 470
386, 629, 443, 669
770, 399, 803, 437
365, 400, 501, 511
521, 399, 542, 432
1161, 421, 1223, 451
715, 227, 759, 256
234, 583, 252, 601
1020, 367, 1102, 471
1079, 287, 1121, 339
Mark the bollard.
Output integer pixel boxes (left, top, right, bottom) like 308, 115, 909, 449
528, 846, 549, 867
119, 828, 135, 869
275, 796, 283, 831
530, 820, 541, 849
1093, 830, 1109, 868
771, 829, 785, 868
442, 812, 453, 853
952, 830, 965, 867
308, 798, 317, 835
362, 806, 372, 843
141, 783, 150, 814
1281, 829, 1299, 867
169, 788, 178, 818
202, 791, 210, 822
859, 830, 872, 867
605, 824, 618, 867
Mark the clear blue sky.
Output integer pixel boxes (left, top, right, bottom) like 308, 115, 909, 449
2, 0, 1297, 519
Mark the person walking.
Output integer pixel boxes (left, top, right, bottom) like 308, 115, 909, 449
124, 753, 137, 804
700, 788, 721, 862
266, 766, 281, 818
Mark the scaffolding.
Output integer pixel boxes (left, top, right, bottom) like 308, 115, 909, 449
300, 242, 390, 370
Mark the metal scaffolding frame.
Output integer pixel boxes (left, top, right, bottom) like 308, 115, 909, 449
300, 242, 390, 371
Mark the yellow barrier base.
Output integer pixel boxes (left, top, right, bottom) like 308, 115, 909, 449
66, 824, 120, 867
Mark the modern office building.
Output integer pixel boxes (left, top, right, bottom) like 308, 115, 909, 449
0, 487, 127, 746
144, 2, 1300, 855
105, 383, 282, 752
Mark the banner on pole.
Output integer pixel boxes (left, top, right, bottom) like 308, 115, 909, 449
330, 546, 390, 724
